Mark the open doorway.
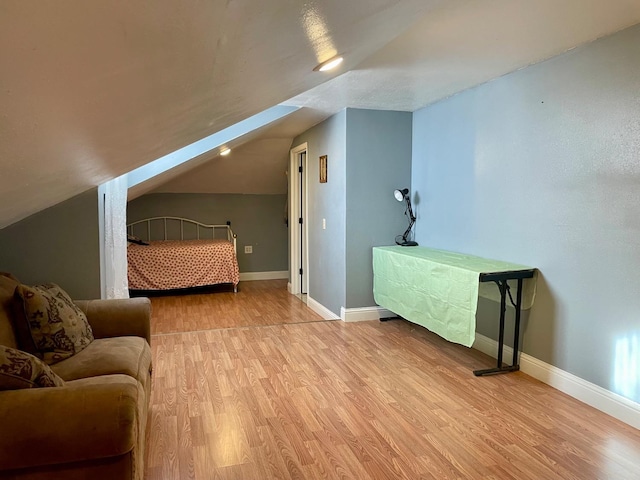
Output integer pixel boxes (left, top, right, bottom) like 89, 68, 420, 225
289, 142, 308, 296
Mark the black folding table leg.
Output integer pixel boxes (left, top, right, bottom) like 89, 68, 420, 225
474, 280, 519, 376
496, 281, 506, 367
511, 278, 524, 368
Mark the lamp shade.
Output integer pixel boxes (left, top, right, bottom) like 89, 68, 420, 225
394, 188, 409, 202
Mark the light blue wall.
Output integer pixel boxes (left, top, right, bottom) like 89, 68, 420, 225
345, 109, 412, 308
292, 111, 347, 315
292, 108, 413, 315
127, 193, 288, 273
411, 25, 640, 402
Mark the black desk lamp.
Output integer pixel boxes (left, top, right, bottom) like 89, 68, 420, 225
394, 188, 418, 246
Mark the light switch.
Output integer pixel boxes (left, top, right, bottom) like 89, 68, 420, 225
322, 218, 326, 230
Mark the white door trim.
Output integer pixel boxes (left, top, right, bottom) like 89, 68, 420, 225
289, 142, 309, 296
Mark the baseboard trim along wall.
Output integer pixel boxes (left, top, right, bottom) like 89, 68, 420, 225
473, 333, 640, 430
340, 306, 396, 322
307, 296, 340, 320
239, 271, 288, 281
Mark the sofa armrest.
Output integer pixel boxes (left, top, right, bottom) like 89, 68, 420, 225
0, 377, 140, 471
75, 298, 151, 344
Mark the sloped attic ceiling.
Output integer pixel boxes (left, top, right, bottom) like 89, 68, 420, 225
0, 0, 433, 228
2, 0, 640, 227
129, 106, 325, 199
134, 0, 640, 198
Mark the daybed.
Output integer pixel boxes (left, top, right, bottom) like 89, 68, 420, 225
127, 216, 240, 292
0, 273, 152, 480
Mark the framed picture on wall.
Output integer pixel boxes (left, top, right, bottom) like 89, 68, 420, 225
319, 155, 327, 183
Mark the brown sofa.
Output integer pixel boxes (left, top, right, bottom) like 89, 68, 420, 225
0, 274, 152, 480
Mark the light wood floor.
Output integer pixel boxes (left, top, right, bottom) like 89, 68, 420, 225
149, 280, 323, 335
145, 282, 640, 479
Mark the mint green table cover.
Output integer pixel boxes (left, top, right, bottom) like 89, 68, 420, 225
373, 246, 536, 347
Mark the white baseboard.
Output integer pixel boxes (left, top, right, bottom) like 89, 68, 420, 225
340, 306, 396, 322
239, 271, 288, 281
307, 296, 340, 320
287, 282, 292, 293
473, 333, 640, 430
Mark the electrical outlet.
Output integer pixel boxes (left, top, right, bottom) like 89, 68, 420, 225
244, 245, 253, 254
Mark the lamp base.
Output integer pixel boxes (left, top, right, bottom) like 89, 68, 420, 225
400, 241, 418, 247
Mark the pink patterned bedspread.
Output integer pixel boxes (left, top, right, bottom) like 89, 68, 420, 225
127, 239, 240, 290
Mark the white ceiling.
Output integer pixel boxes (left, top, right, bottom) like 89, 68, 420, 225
2, 0, 640, 227
287, 0, 640, 113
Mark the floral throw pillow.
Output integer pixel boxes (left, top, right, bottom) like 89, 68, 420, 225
15, 283, 94, 365
0, 344, 65, 390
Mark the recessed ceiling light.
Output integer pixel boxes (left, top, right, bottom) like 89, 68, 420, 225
314, 55, 343, 72
220, 148, 231, 156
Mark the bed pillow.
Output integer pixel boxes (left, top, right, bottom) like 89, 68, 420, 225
14, 283, 94, 365
127, 234, 149, 245
0, 344, 65, 390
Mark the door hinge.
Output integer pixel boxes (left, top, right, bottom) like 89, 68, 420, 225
298, 166, 303, 173
299, 268, 303, 275
299, 217, 303, 224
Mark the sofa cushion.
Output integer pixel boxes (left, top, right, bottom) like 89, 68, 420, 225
0, 273, 20, 349
14, 283, 94, 365
0, 374, 142, 472
0, 344, 65, 390
51, 336, 152, 389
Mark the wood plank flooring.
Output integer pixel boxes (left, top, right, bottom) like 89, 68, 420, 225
145, 282, 640, 479
148, 280, 323, 335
